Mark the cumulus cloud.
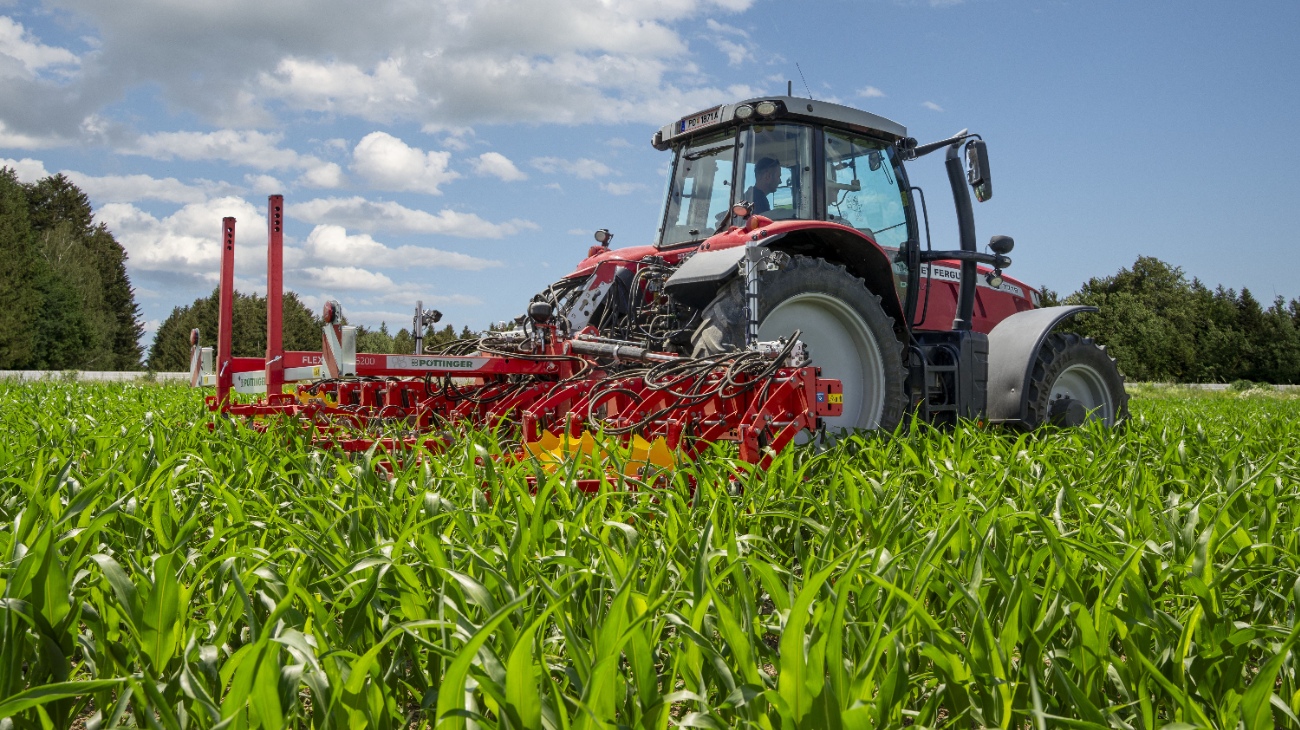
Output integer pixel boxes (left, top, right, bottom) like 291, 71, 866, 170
292, 196, 536, 238
922, 101, 944, 112
302, 224, 502, 271
351, 132, 459, 194
299, 265, 396, 292
96, 196, 266, 276
123, 129, 344, 187
0, 0, 761, 142
244, 173, 285, 194
600, 181, 643, 195
1, 156, 50, 182
3, 157, 230, 203
296, 162, 345, 189
62, 171, 209, 204
259, 57, 419, 122
471, 151, 526, 182
531, 156, 615, 180
0, 16, 80, 78
704, 20, 753, 66
0, 120, 66, 149
857, 86, 886, 98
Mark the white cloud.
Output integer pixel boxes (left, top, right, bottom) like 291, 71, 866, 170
259, 57, 419, 122
1, 156, 49, 182
600, 181, 644, 195
124, 130, 341, 179
714, 39, 753, 66
292, 196, 536, 238
351, 132, 459, 194
62, 171, 208, 204
96, 196, 266, 276
297, 161, 345, 189
2, 0, 760, 140
302, 224, 502, 271
703, 19, 753, 65
0, 120, 65, 149
857, 86, 886, 98
245, 173, 284, 194
531, 156, 615, 180
299, 265, 396, 292
471, 152, 526, 182
704, 19, 746, 35
0, 16, 80, 78
922, 101, 944, 112
127, 129, 296, 168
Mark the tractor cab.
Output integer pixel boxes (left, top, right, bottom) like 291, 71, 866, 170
654, 97, 913, 251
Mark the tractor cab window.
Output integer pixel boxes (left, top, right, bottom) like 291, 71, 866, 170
737, 124, 814, 221
823, 130, 908, 247
658, 130, 736, 247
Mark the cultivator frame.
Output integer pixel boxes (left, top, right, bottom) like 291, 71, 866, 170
191, 196, 844, 469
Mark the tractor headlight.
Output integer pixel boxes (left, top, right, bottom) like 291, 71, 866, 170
734, 104, 754, 120
755, 100, 778, 117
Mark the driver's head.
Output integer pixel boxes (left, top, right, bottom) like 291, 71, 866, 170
755, 157, 780, 193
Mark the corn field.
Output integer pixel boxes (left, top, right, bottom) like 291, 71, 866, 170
1, 381, 1299, 729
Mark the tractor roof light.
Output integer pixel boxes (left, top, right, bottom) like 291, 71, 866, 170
755, 100, 779, 117
734, 104, 754, 120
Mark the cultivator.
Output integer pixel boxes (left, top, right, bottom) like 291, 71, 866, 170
191, 196, 843, 473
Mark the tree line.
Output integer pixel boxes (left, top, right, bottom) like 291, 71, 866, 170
4, 168, 1293, 384
0, 169, 144, 370
146, 289, 475, 371
1045, 256, 1300, 384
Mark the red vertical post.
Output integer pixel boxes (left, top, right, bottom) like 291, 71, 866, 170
217, 217, 236, 405
266, 195, 285, 394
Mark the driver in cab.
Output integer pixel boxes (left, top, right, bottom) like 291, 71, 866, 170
746, 157, 781, 215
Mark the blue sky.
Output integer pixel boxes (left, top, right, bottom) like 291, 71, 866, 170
2, 0, 1296, 343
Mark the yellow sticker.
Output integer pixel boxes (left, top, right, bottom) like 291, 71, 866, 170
828, 393, 843, 404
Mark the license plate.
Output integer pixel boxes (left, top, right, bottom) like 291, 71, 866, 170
679, 106, 722, 133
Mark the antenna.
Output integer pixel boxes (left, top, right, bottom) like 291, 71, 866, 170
795, 62, 813, 100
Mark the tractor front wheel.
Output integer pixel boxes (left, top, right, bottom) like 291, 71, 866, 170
1024, 333, 1129, 427
691, 255, 907, 432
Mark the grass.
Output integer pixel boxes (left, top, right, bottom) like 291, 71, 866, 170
1, 380, 1298, 728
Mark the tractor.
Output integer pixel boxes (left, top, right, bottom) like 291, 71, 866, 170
192, 96, 1126, 470
521, 95, 1128, 431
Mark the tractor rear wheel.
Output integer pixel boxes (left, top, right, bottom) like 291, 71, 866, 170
1024, 333, 1128, 427
691, 255, 907, 432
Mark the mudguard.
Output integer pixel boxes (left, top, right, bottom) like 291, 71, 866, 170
663, 246, 748, 309
985, 305, 1097, 424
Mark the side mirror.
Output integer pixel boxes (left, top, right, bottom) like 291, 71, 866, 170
989, 235, 1014, 255
965, 139, 992, 202
867, 151, 883, 171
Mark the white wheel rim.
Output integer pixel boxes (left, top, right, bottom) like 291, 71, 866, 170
1050, 364, 1114, 425
760, 293, 886, 430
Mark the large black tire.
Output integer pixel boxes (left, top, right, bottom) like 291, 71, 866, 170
691, 255, 907, 432
1024, 332, 1129, 427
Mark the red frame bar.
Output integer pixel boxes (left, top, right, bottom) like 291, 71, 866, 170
217, 217, 236, 404
266, 195, 285, 394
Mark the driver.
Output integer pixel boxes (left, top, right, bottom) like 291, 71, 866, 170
746, 157, 781, 215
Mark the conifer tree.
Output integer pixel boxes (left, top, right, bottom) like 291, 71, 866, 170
0, 168, 41, 368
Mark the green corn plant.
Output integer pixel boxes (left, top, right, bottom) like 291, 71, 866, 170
1, 380, 1299, 727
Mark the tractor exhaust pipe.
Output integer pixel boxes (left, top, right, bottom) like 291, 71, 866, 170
945, 140, 977, 331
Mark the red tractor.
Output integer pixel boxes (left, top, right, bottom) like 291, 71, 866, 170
521, 96, 1128, 431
